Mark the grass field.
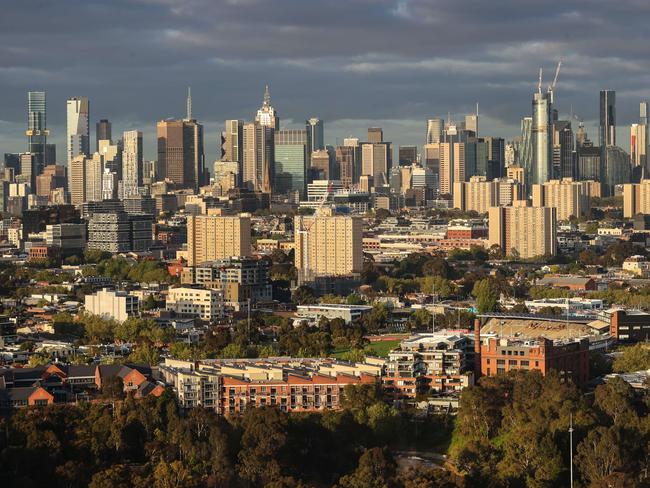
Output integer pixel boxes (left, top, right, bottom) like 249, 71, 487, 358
332, 339, 401, 359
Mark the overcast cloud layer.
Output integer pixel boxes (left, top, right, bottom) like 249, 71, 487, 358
1, 0, 649, 162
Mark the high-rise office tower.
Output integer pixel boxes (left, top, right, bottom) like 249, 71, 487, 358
122, 130, 143, 198
96, 119, 112, 150
577, 141, 601, 180
157, 119, 205, 190
222, 119, 244, 170
187, 214, 252, 266
336, 145, 358, 188
361, 143, 390, 186
599, 90, 616, 147
19, 153, 37, 189
532, 91, 552, 185
243, 122, 274, 193
306, 118, 324, 154
310, 149, 333, 181
36, 165, 66, 198
630, 101, 648, 169
422, 144, 440, 195
274, 129, 307, 196
465, 112, 478, 135
552, 121, 575, 179
426, 118, 444, 144
26, 91, 49, 171
255, 85, 279, 129
367, 127, 383, 144
69, 153, 103, 205
520, 117, 533, 179
398, 145, 417, 166
602, 145, 631, 195
575, 122, 587, 149
67, 97, 90, 166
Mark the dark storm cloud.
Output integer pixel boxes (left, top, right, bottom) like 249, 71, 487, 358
0, 0, 648, 160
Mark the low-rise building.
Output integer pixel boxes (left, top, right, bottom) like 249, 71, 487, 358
622, 255, 650, 277
166, 287, 224, 322
159, 357, 381, 414
295, 303, 373, 324
384, 333, 474, 399
85, 288, 139, 323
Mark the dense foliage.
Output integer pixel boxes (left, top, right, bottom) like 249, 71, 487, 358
0, 386, 456, 488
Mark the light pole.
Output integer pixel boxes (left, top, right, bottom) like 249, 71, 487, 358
569, 412, 574, 488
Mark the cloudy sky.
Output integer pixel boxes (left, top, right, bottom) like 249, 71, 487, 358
1, 0, 649, 163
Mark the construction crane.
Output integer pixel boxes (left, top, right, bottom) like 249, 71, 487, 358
548, 60, 562, 103
297, 183, 333, 284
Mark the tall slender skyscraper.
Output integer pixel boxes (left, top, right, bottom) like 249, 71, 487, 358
306, 118, 324, 154
243, 122, 274, 193
532, 91, 552, 185
599, 90, 616, 147
96, 119, 112, 150
122, 131, 143, 197
67, 97, 90, 165
26, 91, 49, 170
157, 119, 204, 191
631, 101, 648, 169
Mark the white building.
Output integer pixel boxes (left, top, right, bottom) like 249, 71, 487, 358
84, 288, 139, 323
166, 287, 224, 322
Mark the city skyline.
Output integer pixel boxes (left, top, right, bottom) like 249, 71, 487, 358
1, 1, 650, 162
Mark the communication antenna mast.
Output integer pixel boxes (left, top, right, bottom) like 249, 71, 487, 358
186, 86, 192, 120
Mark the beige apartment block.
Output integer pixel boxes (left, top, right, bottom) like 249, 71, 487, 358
187, 215, 251, 266
489, 206, 557, 259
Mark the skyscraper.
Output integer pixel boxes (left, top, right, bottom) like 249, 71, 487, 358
336, 145, 358, 188
222, 119, 244, 167
157, 119, 205, 190
243, 122, 274, 193
426, 118, 444, 144
398, 145, 417, 165
274, 129, 307, 196
532, 91, 552, 185
96, 119, 112, 150
67, 97, 90, 166
367, 127, 383, 143
122, 130, 143, 198
306, 118, 324, 153
361, 143, 389, 186
255, 85, 279, 129
599, 90, 616, 147
630, 101, 648, 169
26, 91, 49, 170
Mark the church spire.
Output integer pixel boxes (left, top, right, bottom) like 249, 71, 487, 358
263, 85, 271, 107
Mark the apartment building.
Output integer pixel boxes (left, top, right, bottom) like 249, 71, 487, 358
453, 176, 521, 214
383, 334, 474, 399
85, 288, 139, 323
623, 180, 650, 218
159, 357, 381, 414
488, 205, 557, 258
166, 287, 224, 321
294, 208, 363, 279
181, 257, 272, 311
186, 214, 251, 266
531, 178, 591, 221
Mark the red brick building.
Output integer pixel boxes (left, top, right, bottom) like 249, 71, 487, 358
474, 322, 589, 385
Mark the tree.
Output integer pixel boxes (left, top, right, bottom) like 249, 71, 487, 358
612, 344, 650, 373
292, 285, 317, 305
576, 427, 625, 485
237, 407, 289, 486
101, 376, 125, 400
472, 278, 499, 314
336, 447, 396, 488
153, 460, 194, 488
168, 342, 193, 360
422, 257, 452, 279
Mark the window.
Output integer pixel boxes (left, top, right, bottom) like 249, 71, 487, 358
508, 360, 517, 366
497, 359, 505, 365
